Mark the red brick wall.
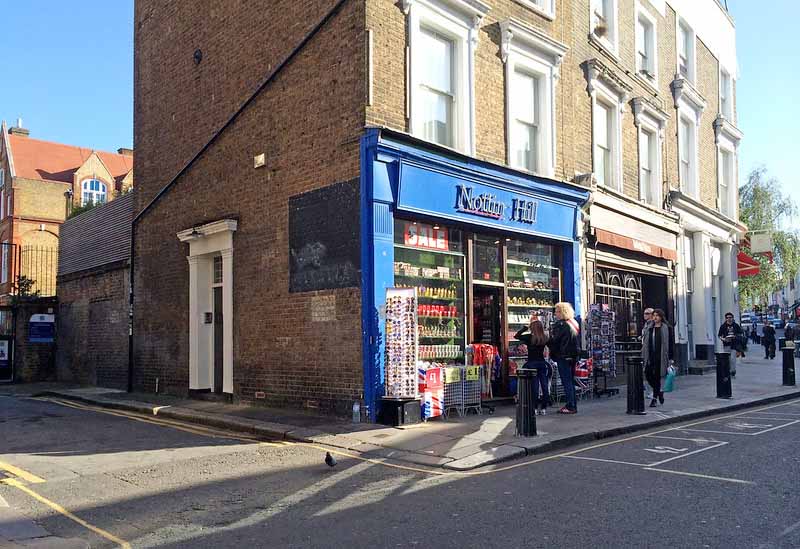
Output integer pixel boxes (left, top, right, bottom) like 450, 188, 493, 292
134, 0, 366, 414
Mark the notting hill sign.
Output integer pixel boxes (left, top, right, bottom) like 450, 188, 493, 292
454, 184, 538, 225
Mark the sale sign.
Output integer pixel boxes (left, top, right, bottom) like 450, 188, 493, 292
404, 223, 449, 251
425, 367, 444, 390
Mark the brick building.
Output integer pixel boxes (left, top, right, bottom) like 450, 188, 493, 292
0, 120, 134, 297
134, 0, 743, 417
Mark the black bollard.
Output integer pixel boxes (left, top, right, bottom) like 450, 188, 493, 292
626, 357, 646, 415
782, 347, 796, 386
515, 368, 537, 437
715, 352, 732, 399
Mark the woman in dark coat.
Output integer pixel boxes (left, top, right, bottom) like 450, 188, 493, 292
515, 318, 550, 415
641, 309, 674, 407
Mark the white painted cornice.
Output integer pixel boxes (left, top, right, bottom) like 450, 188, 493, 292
499, 18, 568, 75
631, 97, 670, 129
671, 76, 706, 114
177, 219, 238, 242
713, 114, 743, 147
584, 59, 632, 111
401, 0, 490, 23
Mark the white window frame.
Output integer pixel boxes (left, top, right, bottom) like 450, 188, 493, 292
500, 19, 567, 179
590, 0, 619, 57
404, 0, 488, 155
634, 2, 658, 88
632, 99, 667, 208
713, 114, 742, 219
1, 241, 8, 284
676, 16, 696, 83
0, 168, 4, 187
719, 67, 733, 120
589, 79, 624, 192
718, 147, 735, 218
513, 0, 555, 20
81, 178, 108, 206
678, 114, 698, 199
1, 189, 4, 219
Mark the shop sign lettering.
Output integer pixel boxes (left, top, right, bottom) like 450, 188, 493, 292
404, 223, 449, 251
454, 185, 537, 225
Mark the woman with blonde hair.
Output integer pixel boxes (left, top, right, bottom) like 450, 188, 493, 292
548, 302, 581, 414
515, 317, 550, 414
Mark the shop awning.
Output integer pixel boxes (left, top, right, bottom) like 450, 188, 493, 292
737, 251, 760, 277
595, 229, 678, 261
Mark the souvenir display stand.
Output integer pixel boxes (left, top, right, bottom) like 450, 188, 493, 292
380, 288, 421, 426
587, 304, 620, 397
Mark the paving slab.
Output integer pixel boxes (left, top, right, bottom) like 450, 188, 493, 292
443, 444, 526, 471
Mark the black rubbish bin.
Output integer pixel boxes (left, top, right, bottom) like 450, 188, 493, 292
626, 356, 646, 415
715, 352, 732, 399
782, 347, 796, 386
516, 368, 537, 437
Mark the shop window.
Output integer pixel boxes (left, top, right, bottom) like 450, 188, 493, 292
393, 219, 466, 365
635, 4, 657, 86
472, 234, 502, 284
505, 239, 561, 372
81, 179, 107, 206
677, 18, 695, 83
406, 0, 486, 155
500, 19, 566, 178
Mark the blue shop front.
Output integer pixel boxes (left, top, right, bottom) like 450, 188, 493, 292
360, 129, 589, 421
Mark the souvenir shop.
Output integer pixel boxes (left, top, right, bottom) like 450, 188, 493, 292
360, 129, 589, 421
585, 193, 680, 379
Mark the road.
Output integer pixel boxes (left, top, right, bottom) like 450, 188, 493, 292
1, 394, 800, 548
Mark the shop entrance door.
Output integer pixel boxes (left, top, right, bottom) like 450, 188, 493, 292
213, 287, 224, 393
472, 286, 502, 349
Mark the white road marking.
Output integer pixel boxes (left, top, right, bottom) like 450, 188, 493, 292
642, 435, 720, 443
749, 411, 800, 417
780, 518, 800, 538
562, 455, 650, 467
678, 419, 800, 436
645, 468, 755, 485
644, 446, 688, 455
644, 442, 728, 467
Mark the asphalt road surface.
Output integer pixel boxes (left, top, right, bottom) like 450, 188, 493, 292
2, 394, 799, 548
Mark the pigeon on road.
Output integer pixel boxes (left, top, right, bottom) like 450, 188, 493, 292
325, 451, 337, 468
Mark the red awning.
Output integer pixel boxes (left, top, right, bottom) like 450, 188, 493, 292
595, 228, 678, 261
737, 251, 760, 277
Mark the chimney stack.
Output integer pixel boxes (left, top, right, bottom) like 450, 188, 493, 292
9, 117, 29, 137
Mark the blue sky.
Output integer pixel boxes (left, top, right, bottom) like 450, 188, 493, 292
0, 1, 795, 198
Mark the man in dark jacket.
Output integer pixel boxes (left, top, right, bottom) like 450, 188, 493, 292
761, 321, 777, 359
718, 313, 743, 376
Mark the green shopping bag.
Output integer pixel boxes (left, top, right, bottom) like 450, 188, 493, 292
663, 366, 676, 392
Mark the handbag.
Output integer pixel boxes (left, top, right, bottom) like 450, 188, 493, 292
663, 365, 676, 393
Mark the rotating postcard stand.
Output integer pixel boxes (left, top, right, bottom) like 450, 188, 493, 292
380, 287, 422, 426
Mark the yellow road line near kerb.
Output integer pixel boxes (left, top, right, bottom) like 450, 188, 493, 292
4, 478, 131, 548
0, 461, 45, 484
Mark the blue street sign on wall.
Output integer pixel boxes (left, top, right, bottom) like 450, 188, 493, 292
29, 314, 55, 343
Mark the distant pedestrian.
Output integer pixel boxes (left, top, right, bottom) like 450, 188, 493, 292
642, 308, 655, 399
515, 318, 550, 415
784, 323, 795, 343
548, 302, 580, 415
752, 320, 759, 344
641, 309, 674, 407
762, 321, 777, 359
718, 312, 743, 376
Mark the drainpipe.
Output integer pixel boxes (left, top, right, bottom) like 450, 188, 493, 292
127, 0, 352, 392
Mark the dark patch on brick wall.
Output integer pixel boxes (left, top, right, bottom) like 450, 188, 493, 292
288, 179, 360, 293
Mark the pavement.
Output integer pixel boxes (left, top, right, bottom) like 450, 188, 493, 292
6, 352, 795, 473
